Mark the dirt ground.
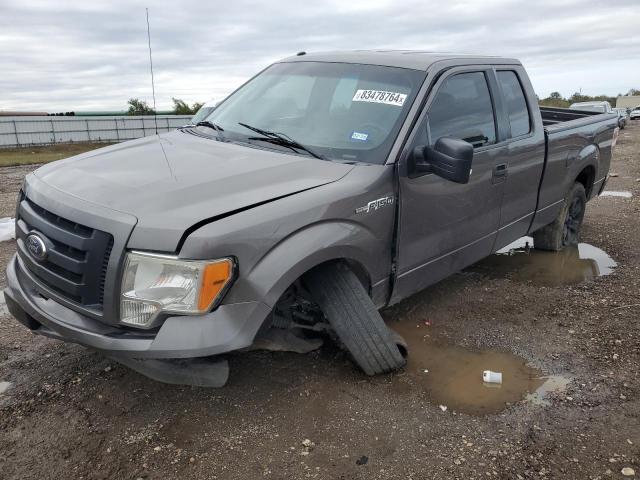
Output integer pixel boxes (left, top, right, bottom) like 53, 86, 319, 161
1, 124, 639, 480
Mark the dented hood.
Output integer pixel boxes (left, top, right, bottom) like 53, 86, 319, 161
34, 130, 354, 251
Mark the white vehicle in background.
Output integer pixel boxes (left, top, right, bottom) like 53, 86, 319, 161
190, 99, 218, 125
569, 101, 613, 114
630, 107, 640, 120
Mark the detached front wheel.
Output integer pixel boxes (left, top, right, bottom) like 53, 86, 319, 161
533, 182, 586, 251
304, 263, 406, 376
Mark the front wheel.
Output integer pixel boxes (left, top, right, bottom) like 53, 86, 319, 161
533, 182, 586, 251
304, 262, 406, 376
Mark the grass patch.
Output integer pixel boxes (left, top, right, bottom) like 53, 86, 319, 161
0, 142, 114, 167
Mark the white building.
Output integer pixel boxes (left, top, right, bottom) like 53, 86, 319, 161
616, 96, 640, 109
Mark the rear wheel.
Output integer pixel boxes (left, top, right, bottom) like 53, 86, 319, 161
304, 262, 406, 376
533, 182, 586, 251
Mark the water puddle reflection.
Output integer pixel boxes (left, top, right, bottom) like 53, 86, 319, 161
600, 191, 632, 198
389, 319, 570, 415
471, 237, 616, 286
525, 375, 572, 406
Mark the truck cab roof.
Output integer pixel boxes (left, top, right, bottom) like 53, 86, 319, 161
279, 50, 521, 71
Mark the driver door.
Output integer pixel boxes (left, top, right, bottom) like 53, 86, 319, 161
391, 68, 508, 303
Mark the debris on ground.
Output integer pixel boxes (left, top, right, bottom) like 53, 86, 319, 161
300, 438, 315, 456
482, 370, 503, 384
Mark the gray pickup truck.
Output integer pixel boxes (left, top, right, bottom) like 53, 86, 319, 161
4, 51, 619, 386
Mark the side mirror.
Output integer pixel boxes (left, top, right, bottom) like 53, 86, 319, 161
409, 137, 474, 184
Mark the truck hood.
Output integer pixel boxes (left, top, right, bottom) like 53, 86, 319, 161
34, 130, 354, 252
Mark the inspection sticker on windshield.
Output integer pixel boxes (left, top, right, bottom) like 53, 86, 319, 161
352, 89, 407, 107
351, 131, 369, 141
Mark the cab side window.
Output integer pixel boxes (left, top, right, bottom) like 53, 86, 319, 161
427, 72, 496, 148
497, 71, 531, 137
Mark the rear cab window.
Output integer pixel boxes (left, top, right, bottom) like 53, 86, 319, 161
497, 70, 531, 138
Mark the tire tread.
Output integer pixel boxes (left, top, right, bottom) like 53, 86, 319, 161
306, 263, 405, 375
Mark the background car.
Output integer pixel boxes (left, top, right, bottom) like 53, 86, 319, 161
614, 108, 628, 129
569, 100, 613, 113
630, 107, 640, 120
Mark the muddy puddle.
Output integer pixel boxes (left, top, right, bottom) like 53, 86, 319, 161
525, 375, 572, 406
471, 237, 616, 286
389, 320, 570, 415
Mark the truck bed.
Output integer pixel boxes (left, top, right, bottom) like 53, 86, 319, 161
540, 106, 614, 132
530, 107, 618, 234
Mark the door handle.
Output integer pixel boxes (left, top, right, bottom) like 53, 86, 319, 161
494, 163, 508, 177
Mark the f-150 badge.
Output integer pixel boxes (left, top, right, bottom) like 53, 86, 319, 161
355, 195, 394, 214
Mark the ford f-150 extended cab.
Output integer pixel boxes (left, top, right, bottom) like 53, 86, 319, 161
4, 51, 619, 386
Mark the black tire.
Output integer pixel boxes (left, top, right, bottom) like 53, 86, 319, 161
304, 262, 406, 375
533, 182, 586, 251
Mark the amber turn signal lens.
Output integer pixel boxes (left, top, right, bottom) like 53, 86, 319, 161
198, 259, 234, 311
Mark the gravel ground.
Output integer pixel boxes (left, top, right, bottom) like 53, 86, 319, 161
1, 123, 639, 479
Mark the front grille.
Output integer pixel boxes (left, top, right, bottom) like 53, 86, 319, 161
98, 238, 113, 305
15, 193, 114, 311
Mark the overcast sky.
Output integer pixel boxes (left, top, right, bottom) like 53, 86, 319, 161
1, 0, 639, 112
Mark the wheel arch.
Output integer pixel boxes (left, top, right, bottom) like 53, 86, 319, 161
240, 220, 386, 309
574, 145, 599, 198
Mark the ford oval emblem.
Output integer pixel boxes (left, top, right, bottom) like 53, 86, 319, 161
26, 233, 48, 261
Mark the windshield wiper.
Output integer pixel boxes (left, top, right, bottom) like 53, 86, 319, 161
194, 121, 226, 141
238, 122, 326, 160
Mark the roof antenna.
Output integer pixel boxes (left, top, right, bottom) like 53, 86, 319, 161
146, 7, 158, 135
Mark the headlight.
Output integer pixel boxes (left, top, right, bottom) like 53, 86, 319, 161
120, 251, 235, 328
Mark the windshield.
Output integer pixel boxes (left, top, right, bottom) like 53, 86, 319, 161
198, 62, 426, 164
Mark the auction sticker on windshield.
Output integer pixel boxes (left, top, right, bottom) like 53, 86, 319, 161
352, 89, 407, 107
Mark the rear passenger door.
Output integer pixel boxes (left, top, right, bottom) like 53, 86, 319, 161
492, 67, 546, 248
392, 67, 510, 303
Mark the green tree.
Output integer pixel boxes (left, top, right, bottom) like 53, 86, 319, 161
172, 98, 192, 115
626, 88, 640, 96
127, 98, 155, 115
539, 90, 619, 108
568, 92, 590, 104
539, 92, 570, 108
172, 98, 205, 115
